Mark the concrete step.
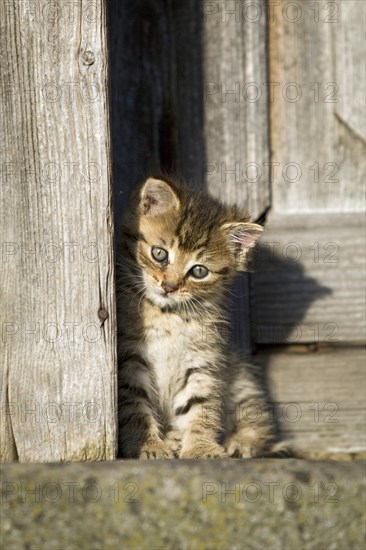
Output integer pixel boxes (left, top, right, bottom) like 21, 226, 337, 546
1, 459, 365, 549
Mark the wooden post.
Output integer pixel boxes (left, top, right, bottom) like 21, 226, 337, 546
0, 0, 116, 461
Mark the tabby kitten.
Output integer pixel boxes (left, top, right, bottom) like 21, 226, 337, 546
117, 176, 279, 458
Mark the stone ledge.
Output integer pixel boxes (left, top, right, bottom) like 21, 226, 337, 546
1, 459, 365, 550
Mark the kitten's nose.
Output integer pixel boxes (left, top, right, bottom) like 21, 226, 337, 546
162, 282, 178, 294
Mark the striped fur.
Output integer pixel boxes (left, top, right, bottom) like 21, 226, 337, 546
117, 177, 280, 458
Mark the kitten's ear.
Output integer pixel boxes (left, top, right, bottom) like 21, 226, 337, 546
140, 178, 180, 216
221, 222, 263, 269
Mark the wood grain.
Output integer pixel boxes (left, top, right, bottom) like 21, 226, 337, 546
256, 348, 366, 458
0, 0, 117, 461
202, 0, 271, 220
268, 0, 366, 214
335, 1, 366, 141
251, 213, 366, 344
108, 0, 271, 353
109, 0, 270, 223
108, 0, 207, 238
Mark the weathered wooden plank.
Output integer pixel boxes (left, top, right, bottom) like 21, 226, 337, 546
202, 0, 270, 352
335, 1, 366, 141
109, 1, 270, 352
0, 0, 116, 461
256, 348, 366, 458
203, 0, 271, 220
251, 213, 366, 343
108, 0, 207, 241
268, 0, 366, 213
109, 0, 270, 223
1, 460, 365, 549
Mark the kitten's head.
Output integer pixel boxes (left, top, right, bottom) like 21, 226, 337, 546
127, 176, 262, 311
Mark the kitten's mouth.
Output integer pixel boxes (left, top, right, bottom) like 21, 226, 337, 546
146, 287, 178, 309
158, 289, 181, 303
158, 290, 174, 299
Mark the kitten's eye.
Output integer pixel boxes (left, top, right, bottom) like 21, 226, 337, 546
151, 246, 168, 262
189, 265, 209, 279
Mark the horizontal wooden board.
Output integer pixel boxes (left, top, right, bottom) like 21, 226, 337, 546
251, 213, 366, 343
256, 348, 366, 458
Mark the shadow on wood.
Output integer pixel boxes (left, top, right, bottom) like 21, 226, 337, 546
108, 0, 206, 247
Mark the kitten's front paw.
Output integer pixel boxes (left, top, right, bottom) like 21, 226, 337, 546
180, 443, 227, 459
165, 430, 182, 457
225, 434, 274, 458
139, 438, 175, 459
225, 437, 255, 458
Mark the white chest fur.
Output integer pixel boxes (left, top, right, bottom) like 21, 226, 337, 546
139, 312, 201, 410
